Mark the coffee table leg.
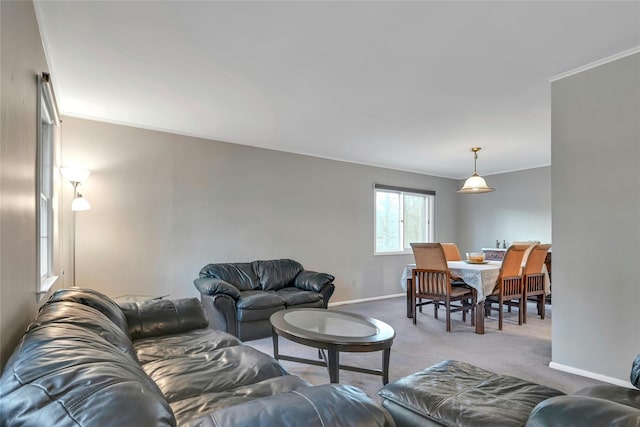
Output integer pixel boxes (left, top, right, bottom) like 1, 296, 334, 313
382, 348, 391, 385
328, 347, 339, 383
272, 332, 279, 359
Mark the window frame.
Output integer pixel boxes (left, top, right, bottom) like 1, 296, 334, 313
37, 73, 60, 294
374, 184, 435, 255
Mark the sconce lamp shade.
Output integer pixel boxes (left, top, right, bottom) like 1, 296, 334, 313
61, 168, 90, 183
71, 194, 91, 211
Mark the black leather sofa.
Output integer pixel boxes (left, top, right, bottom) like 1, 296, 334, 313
379, 358, 640, 426
0, 288, 393, 427
194, 259, 335, 340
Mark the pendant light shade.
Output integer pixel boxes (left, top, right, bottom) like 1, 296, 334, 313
458, 147, 494, 194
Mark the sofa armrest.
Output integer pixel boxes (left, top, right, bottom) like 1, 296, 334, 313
526, 395, 640, 427
200, 293, 238, 337
194, 277, 241, 300
120, 298, 208, 340
181, 384, 394, 427
294, 270, 335, 292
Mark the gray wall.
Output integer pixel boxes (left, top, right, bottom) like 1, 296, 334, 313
61, 117, 459, 302
551, 53, 640, 381
457, 166, 552, 255
0, 1, 67, 369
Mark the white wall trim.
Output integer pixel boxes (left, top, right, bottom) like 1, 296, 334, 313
548, 46, 640, 82
329, 293, 405, 307
549, 361, 635, 389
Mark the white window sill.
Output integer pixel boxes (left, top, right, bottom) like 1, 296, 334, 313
374, 251, 413, 256
37, 275, 59, 302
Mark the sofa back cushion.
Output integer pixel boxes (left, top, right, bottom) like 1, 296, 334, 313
254, 259, 303, 291
45, 287, 129, 334
0, 304, 175, 426
200, 262, 260, 291
120, 298, 209, 340
28, 301, 138, 361
631, 353, 640, 389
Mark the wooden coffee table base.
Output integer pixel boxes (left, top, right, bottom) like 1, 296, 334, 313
272, 334, 392, 384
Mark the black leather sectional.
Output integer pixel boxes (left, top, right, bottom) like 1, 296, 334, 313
0, 288, 394, 427
379, 359, 640, 426
194, 259, 335, 340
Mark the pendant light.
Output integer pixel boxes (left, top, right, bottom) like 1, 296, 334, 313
457, 147, 494, 194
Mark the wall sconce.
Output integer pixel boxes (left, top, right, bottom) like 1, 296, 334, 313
60, 167, 91, 287
61, 168, 91, 211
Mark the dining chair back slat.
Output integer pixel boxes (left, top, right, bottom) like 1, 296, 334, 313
522, 243, 552, 323
486, 244, 529, 331
441, 243, 463, 262
410, 243, 475, 332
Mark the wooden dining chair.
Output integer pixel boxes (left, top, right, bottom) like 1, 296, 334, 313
441, 243, 462, 261
522, 243, 551, 323
485, 244, 529, 330
410, 243, 475, 332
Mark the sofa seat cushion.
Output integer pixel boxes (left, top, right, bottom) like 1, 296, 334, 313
133, 329, 241, 365
183, 384, 394, 427
237, 290, 284, 310
140, 345, 289, 403
379, 360, 564, 427
171, 375, 311, 425
275, 288, 324, 306
575, 384, 640, 409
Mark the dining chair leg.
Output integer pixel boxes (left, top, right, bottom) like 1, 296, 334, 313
446, 302, 451, 332
518, 299, 523, 325
413, 301, 417, 325
498, 298, 503, 331
434, 301, 438, 319
539, 295, 545, 319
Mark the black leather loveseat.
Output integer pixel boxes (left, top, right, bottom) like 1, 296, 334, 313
0, 288, 393, 427
194, 259, 335, 340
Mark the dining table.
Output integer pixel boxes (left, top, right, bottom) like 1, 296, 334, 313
401, 261, 502, 334
401, 260, 550, 334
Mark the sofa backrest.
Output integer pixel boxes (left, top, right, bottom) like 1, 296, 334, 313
631, 353, 640, 389
0, 293, 175, 426
120, 297, 209, 340
45, 287, 130, 334
200, 262, 260, 291
253, 259, 304, 291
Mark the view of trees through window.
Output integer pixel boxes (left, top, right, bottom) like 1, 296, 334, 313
375, 187, 434, 253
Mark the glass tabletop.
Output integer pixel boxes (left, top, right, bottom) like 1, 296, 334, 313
271, 308, 395, 345
284, 310, 378, 338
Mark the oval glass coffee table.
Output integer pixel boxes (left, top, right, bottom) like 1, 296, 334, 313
270, 308, 395, 384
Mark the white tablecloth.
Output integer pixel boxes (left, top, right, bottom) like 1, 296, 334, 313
400, 261, 550, 303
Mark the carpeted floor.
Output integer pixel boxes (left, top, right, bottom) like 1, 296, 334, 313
248, 296, 604, 403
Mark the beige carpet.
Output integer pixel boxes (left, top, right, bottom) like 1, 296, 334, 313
248, 296, 605, 402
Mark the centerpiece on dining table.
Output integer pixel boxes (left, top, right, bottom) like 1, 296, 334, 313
465, 252, 486, 264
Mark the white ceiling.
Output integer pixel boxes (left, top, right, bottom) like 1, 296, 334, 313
34, 1, 640, 179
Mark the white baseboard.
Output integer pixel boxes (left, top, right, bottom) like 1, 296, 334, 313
549, 361, 634, 389
328, 293, 404, 307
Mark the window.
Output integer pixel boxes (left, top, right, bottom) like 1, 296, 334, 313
375, 184, 435, 254
37, 73, 59, 293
